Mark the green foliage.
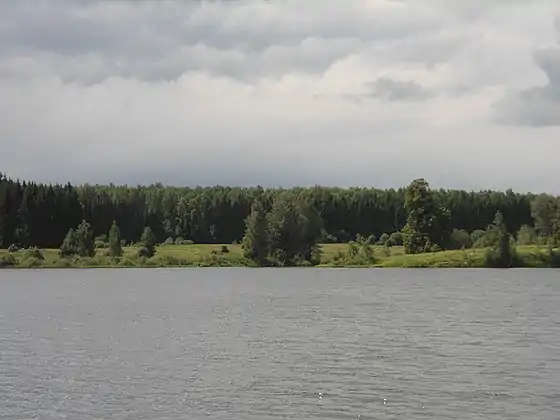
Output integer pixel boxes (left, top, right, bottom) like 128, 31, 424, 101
75, 220, 95, 257
377, 233, 390, 245
108, 220, 123, 259
547, 248, 560, 267
162, 237, 175, 246
402, 179, 452, 254
531, 195, 558, 237
175, 237, 194, 245
266, 193, 323, 266
140, 226, 156, 258
516, 224, 537, 245
332, 241, 377, 266
550, 212, 560, 249
59, 228, 78, 257
448, 229, 472, 250
484, 211, 519, 268
23, 246, 44, 260
387, 231, 403, 246
220, 245, 229, 253
471, 229, 486, 248
0, 253, 17, 267
242, 199, 270, 265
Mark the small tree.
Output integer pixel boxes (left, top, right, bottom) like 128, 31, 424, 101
108, 220, 123, 259
242, 199, 269, 265
516, 225, 537, 246
485, 211, 518, 268
75, 220, 95, 257
138, 226, 156, 258
59, 228, 78, 258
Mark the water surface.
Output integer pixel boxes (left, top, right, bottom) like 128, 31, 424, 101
1, 268, 559, 419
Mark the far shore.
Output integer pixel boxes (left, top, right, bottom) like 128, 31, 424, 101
1, 243, 556, 269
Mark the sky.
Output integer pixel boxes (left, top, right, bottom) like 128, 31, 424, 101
1, 0, 560, 193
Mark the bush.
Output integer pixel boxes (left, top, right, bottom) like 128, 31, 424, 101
7, 244, 19, 253
54, 258, 72, 268
0, 254, 17, 267
547, 248, 560, 267
387, 231, 403, 247
137, 246, 154, 258
220, 245, 230, 254
471, 230, 487, 248
23, 247, 44, 261
175, 237, 194, 245
377, 233, 390, 245
95, 240, 108, 249
448, 229, 472, 250
162, 237, 175, 246
20, 257, 43, 268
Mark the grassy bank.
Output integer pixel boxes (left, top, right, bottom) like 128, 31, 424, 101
0, 244, 555, 269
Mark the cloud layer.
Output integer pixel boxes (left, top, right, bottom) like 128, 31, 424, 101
0, 0, 559, 192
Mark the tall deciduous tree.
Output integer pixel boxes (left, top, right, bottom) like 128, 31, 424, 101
267, 193, 322, 266
402, 178, 452, 254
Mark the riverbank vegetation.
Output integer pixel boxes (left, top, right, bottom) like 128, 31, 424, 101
1, 172, 560, 268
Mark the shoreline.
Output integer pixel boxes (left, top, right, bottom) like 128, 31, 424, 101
1, 243, 556, 269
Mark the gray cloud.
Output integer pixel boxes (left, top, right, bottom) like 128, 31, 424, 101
492, 17, 560, 126
365, 77, 432, 101
1, 0, 560, 192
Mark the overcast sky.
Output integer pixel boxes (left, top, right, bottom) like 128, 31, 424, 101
1, 0, 560, 192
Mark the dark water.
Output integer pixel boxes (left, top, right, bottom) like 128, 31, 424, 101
0, 269, 559, 419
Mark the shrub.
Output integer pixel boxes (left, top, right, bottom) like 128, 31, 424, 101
448, 229, 472, 250
547, 248, 560, 268
0, 254, 17, 267
220, 245, 230, 254
7, 244, 19, 253
23, 247, 44, 261
54, 258, 72, 268
95, 240, 108, 249
20, 257, 43, 268
377, 233, 390, 245
137, 246, 153, 258
175, 237, 194, 245
162, 237, 175, 246
387, 231, 403, 247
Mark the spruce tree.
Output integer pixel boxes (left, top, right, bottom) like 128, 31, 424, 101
108, 220, 123, 259
242, 200, 269, 265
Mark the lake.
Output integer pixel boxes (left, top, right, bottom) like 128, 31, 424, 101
1, 268, 559, 419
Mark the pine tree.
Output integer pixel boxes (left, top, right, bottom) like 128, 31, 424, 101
75, 220, 95, 257
139, 226, 156, 258
108, 220, 123, 259
242, 200, 269, 265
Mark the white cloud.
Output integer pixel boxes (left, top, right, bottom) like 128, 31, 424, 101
0, 0, 560, 192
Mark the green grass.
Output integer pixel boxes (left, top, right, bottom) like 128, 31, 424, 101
0, 244, 554, 269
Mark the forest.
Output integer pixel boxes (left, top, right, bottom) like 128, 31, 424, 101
1, 172, 559, 267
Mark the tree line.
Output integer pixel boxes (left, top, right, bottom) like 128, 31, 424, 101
1, 172, 559, 256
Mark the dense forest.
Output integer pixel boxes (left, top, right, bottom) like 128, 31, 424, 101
0, 171, 558, 253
